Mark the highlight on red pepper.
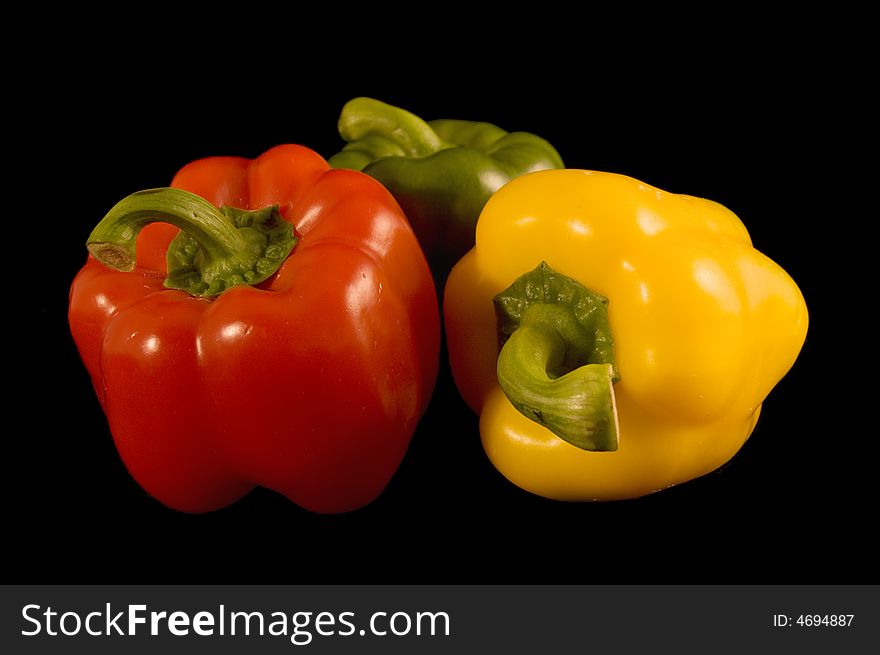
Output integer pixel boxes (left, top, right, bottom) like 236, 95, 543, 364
69, 144, 440, 514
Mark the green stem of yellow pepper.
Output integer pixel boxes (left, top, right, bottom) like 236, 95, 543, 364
494, 262, 620, 451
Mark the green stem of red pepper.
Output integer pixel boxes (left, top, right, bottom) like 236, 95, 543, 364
86, 188, 297, 297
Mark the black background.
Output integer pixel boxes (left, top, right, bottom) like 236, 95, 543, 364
13, 51, 868, 584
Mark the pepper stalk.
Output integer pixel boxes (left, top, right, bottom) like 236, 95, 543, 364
494, 262, 619, 451
86, 188, 297, 297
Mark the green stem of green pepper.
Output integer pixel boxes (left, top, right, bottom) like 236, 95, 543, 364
329, 97, 451, 170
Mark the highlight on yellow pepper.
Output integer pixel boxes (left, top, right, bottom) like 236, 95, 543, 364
444, 169, 808, 500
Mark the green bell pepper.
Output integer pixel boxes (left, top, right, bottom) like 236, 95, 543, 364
328, 97, 564, 276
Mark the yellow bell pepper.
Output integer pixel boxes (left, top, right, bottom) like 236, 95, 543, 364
444, 169, 808, 500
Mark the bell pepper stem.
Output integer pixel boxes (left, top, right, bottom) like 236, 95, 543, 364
494, 262, 619, 451
331, 97, 450, 168
86, 188, 297, 297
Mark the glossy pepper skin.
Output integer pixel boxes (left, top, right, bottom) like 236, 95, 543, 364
69, 144, 439, 514
329, 97, 564, 276
445, 169, 808, 500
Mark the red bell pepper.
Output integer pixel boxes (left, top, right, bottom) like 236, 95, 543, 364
69, 144, 439, 514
